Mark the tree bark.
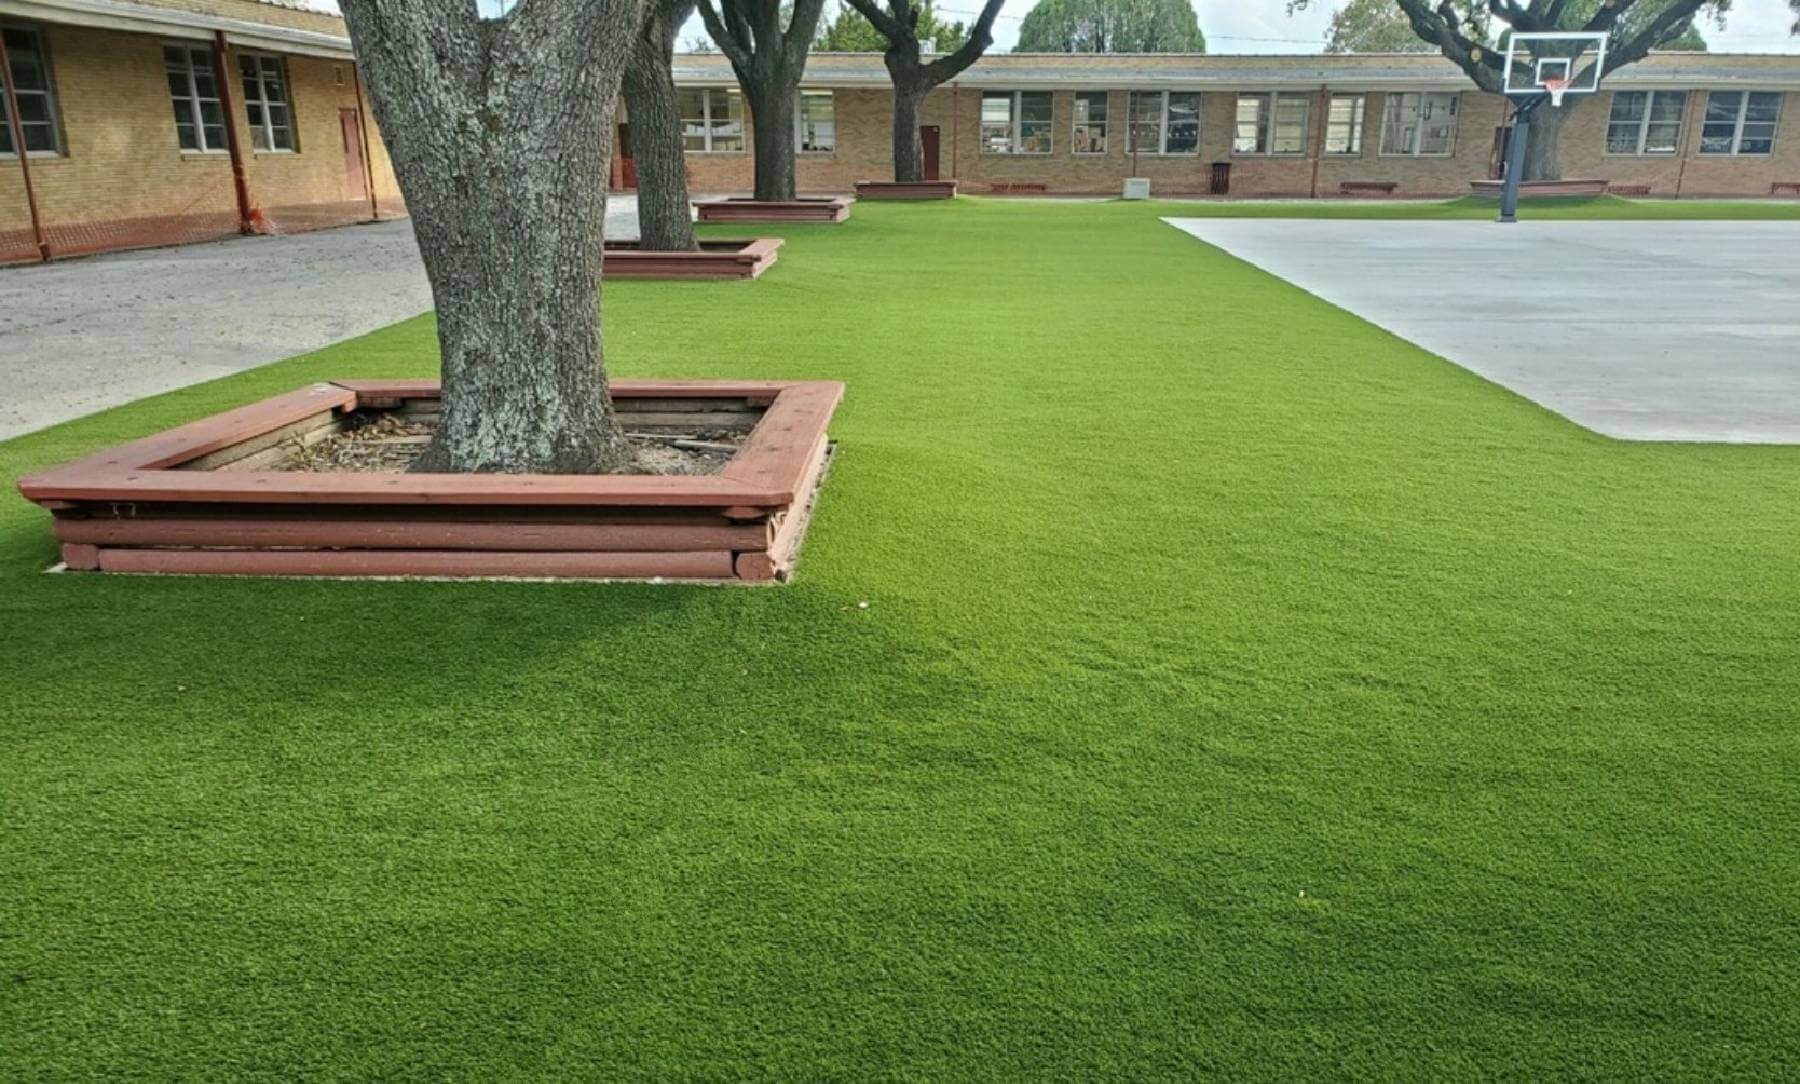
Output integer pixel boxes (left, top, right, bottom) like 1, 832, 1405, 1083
890, 82, 926, 183
694, 0, 827, 204
1523, 103, 1570, 181
338, 0, 644, 475
848, 0, 1006, 182
623, 0, 699, 251
747, 83, 798, 201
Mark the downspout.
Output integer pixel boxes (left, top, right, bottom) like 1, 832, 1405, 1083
351, 61, 379, 219
1309, 83, 1327, 199
951, 82, 959, 180
1673, 89, 1699, 199
0, 29, 50, 261
211, 30, 257, 234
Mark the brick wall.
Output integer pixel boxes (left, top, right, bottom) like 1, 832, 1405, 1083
651, 83, 1798, 200
2, 20, 402, 264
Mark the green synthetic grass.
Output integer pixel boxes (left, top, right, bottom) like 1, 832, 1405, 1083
4, 197, 1799, 1079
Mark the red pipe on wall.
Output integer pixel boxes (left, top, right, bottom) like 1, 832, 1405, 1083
0, 28, 51, 261
211, 30, 258, 235
351, 61, 380, 219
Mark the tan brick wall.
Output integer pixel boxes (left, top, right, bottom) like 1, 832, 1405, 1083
655, 83, 1798, 199
1, 20, 401, 263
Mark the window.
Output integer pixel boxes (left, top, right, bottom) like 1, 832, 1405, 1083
796, 89, 834, 152
1380, 92, 1458, 156
980, 91, 1051, 154
1, 26, 61, 156
1234, 92, 1310, 155
1128, 90, 1200, 156
163, 44, 227, 152
1605, 90, 1686, 155
678, 87, 744, 152
1699, 90, 1781, 156
1324, 94, 1365, 155
1071, 91, 1108, 154
238, 53, 294, 151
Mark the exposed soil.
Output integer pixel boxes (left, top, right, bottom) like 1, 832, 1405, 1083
273, 411, 746, 476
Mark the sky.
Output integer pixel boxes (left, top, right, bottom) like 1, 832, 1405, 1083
308, 0, 1800, 54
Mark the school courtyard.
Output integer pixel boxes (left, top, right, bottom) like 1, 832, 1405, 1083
4, 195, 1800, 1077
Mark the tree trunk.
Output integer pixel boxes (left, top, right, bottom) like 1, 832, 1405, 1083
623, 0, 699, 252
1523, 103, 1569, 182
747, 82, 797, 201
339, 1, 639, 475
891, 82, 926, 183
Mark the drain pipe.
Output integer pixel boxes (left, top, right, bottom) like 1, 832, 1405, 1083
211, 30, 258, 234
0, 29, 50, 261
351, 62, 380, 220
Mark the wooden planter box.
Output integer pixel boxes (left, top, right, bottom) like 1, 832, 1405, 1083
19, 379, 845, 583
1468, 178, 1609, 199
602, 238, 783, 280
692, 196, 852, 224
854, 180, 958, 201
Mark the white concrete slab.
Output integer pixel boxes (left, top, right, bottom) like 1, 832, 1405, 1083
1163, 218, 1800, 443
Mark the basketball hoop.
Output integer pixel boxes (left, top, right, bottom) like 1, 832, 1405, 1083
1542, 78, 1573, 108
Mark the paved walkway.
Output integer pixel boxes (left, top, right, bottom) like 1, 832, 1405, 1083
1165, 218, 1800, 443
0, 195, 643, 440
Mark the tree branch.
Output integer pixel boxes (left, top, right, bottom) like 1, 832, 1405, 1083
842, 0, 906, 42
920, 0, 1003, 86
695, 0, 752, 67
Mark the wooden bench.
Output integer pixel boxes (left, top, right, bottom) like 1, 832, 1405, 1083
1339, 180, 1398, 197
1773, 181, 1800, 197
1608, 184, 1652, 196
988, 182, 1048, 194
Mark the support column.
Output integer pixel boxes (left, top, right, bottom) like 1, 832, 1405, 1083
211, 31, 257, 235
0, 29, 50, 261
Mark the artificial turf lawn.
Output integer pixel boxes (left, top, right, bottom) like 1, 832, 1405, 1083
4, 197, 1799, 1079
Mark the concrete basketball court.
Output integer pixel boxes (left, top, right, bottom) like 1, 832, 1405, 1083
1165, 217, 1800, 443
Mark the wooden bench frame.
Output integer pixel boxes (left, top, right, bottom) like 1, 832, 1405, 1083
1773, 181, 1800, 197
854, 180, 958, 200
602, 238, 783, 280
19, 379, 845, 582
1339, 180, 1398, 197
987, 182, 1048, 194
692, 197, 852, 223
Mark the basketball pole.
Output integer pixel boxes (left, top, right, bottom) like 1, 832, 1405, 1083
1498, 95, 1544, 224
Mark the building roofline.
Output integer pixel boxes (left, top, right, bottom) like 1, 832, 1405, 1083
0, 0, 355, 58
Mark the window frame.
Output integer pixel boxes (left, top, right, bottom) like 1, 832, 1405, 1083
163, 42, 228, 154
1, 23, 64, 158
1379, 91, 1459, 158
1698, 89, 1781, 157
1069, 90, 1109, 156
678, 86, 745, 153
979, 90, 1053, 156
1324, 93, 1365, 156
1233, 91, 1311, 157
237, 50, 295, 153
1127, 90, 1201, 157
1603, 89, 1687, 157
794, 88, 834, 154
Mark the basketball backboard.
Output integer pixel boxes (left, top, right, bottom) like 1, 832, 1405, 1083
1502, 31, 1609, 107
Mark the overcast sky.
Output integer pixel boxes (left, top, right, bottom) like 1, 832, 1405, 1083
311, 0, 1800, 54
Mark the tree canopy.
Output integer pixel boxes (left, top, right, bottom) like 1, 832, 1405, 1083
815, 0, 969, 51
1287, 1, 1723, 79
1014, 0, 1206, 54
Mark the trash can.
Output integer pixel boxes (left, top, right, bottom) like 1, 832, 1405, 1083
1210, 161, 1232, 196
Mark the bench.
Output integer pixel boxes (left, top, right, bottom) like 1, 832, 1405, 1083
1773, 181, 1800, 197
1607, 184, 1652, 196
1340, 180, 1398, 197
988, 182, 1048, 194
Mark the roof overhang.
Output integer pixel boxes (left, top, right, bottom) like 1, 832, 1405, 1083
0, 0, 355, 59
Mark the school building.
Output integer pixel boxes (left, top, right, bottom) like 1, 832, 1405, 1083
1, 0, 400, 264
650, 50, 1800, 200
5, 0, 1799, 266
